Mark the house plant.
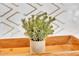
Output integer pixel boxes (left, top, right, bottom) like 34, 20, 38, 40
22, 12, 56, 54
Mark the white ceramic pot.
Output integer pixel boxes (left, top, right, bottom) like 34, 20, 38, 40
30, 40, 45, 54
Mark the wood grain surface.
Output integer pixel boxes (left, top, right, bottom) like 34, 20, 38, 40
0, 35, 79, 56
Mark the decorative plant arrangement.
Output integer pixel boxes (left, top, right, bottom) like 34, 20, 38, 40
22, 12, 56, 53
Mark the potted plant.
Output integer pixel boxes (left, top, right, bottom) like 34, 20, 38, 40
22, 12, 56, 54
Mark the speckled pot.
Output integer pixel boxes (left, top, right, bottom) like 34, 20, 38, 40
30, 40, 45, 54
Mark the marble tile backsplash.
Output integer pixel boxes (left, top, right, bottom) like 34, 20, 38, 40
0, 3, 79, 38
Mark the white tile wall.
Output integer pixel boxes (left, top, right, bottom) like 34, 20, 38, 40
0, 3, 79, 38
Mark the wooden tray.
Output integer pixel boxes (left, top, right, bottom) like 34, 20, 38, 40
0, 35, 79, 56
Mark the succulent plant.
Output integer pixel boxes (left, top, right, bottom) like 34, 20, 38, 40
22, 12, 56, 41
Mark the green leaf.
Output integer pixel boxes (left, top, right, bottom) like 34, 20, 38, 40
21, 12, 56, 41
